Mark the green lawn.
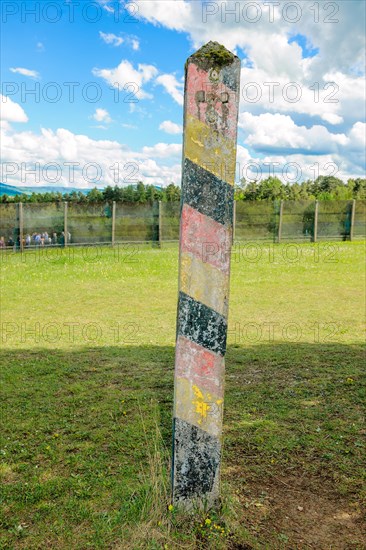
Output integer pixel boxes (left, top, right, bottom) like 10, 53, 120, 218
1, 242, 365, 549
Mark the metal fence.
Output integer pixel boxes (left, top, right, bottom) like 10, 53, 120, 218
0, 199, 365, 250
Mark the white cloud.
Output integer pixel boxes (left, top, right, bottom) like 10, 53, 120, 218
99, 31, 140, 50
2, 0, 365, 187
93, 60, 158, 99
321, 113, 344, 125
159, 120, 182, 134
239, 112, 348, 153
156, 74, 184, 105
99, 31, 124, 46
121, 123, 138, 129
0, 120, 11, 132
10, 67, 40, 79
96, 0, 115, 13
0, 95, 28, 123
92, 108, 112, 123
0, 124, 182, 188
1, 119, 364, 189
133, 1, 365, 80
348, 122, 366, 151
133, 0, 365, 130
133, 0, 192, 31
238, 66, 349, 121
142, 142, 182, 158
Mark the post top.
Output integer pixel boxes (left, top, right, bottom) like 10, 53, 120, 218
188, 41, 239, 71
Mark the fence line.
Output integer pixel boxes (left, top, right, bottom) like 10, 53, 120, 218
0, 199, 365, 250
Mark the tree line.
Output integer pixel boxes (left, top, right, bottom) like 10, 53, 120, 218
1, 176, 365, 204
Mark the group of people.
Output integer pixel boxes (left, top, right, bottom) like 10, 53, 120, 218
0, 231, 71, 249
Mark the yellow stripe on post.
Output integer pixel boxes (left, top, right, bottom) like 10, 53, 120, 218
185, 115, 237, 185
175, 377, 224, 438
180, 252, 229, 317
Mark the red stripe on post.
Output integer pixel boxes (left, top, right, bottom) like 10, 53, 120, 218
175, 335, 224, 397
180, 204, 232, 276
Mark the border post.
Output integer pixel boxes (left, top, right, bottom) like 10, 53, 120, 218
172, 42, 241, 510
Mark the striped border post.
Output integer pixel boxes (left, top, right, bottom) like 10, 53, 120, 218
172, 42, 240, 509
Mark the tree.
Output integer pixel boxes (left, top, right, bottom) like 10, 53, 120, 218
88, 187, 104, 202
315, 175, 344, 194
257, 177, 286, 200
135, 182, 147, 204
164, 183, 181, 202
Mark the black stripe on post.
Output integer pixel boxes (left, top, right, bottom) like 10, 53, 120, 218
177, 292, 227, 356
172, 418, 221, 502
182, 158, 234, 227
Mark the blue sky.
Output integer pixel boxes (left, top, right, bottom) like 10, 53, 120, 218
1, 0, 365, 188
2, 4, 187, 146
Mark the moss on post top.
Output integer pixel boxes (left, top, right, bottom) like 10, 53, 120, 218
188, 41, 238, 71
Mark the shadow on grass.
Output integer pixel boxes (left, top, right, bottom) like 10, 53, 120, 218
1, 341, 364, 449
1, 342, 365, 549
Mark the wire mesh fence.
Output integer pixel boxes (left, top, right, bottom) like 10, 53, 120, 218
280, 200, 316, 241
235, 201, 276, 241
23, 202, 65, 246
115, 202, 158, 243
317, 200, 353, 241
160, 202, 180, 242
0, 199, 365, 250
354, 200, 366, 240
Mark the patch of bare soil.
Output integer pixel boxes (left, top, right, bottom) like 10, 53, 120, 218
228, 469, 365, 549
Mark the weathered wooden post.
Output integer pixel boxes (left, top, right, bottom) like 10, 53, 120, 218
232, 200, 237, 244
18, 202, 24, 252
350, 199, 356, 241
111, 201, 116, 247
313, 200, 319, 243
278, 200, 284, 243
64, 201, 68, 247
172, 42, 240, 509
158, 200, 163, 247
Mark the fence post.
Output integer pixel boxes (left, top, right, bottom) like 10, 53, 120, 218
18, 202, 24, 252
172, 42, 241, 510
350, 199, 356, 241
313, 200, 319, 242
278, 200, 284, 243
112, 201, 116, 247
232, 200, 236, 243
158, 200, 163, 247
64, 201, 68, 247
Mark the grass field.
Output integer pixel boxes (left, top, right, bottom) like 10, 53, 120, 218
1, 241, 365, 549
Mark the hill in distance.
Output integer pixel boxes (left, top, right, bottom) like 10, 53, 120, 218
0, 183, 163, 197
0, 183, 95, 197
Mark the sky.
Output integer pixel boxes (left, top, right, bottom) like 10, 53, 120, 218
1, 0, 365, 189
